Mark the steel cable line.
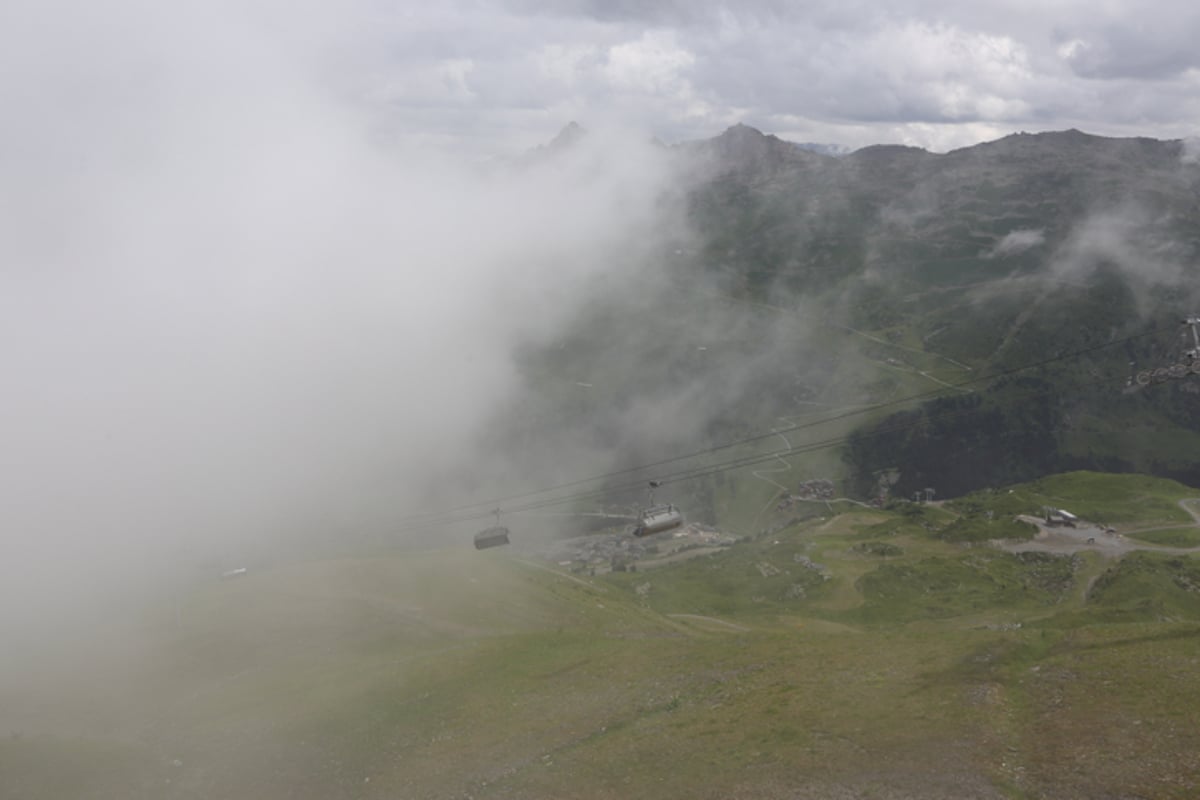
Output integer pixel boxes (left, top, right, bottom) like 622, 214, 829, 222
502, 372, 1104, 510
392, 366, 1128, 535
396, 327, 1160, 521
391, 396, 1057, 534
395, 330, 1156, 529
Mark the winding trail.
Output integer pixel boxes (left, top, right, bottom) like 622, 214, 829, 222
666, 614, 750, 632
514, 558, 606, 591
747, 414, 877, 531
824, 318, 974, 374
1184, 498, 1200, 523
746, 417, 802, 532
1119, 498, 1200, 537
750, 425, 796, 494
1123, 501, 1200, 532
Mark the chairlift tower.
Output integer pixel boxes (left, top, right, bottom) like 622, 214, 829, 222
1132, 316, 1200, 387
1183, 316, 1200, 363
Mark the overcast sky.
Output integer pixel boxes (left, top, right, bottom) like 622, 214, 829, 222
350, 0, 1200, 154
5, 1, 1198, 158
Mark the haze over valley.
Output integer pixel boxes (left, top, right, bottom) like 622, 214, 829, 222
3, 2, 1200, 798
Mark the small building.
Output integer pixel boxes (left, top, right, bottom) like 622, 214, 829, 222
1042, 507, 1078, 528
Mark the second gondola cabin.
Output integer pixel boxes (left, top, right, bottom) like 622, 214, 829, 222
473, 525, 510, 550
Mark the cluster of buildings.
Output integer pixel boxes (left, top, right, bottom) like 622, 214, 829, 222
548, 523, 738, 575
775, 479, 836, 511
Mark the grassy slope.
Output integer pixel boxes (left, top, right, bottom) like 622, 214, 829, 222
947, 471, 1196, 528
5, 475, 1200, 800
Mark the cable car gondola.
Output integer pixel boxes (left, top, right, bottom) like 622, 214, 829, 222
632, 503, 684, 537
474, 509, 510, 550
632, 481, 684, 537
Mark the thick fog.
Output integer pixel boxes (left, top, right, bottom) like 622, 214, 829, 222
0, 1, 684, 657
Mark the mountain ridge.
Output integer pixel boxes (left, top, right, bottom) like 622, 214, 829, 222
505, 120, 1200, 504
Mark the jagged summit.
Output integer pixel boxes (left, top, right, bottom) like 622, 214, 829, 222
508, 121, 589, 169
547, 121, 586, 151
718, 122, 765, 137
692, 122, 824, 175
712, 122, 778, 151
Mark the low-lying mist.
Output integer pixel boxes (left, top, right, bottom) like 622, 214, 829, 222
0, 1, 692, 671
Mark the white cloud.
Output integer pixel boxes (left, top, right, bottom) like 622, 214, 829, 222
986, 229, 1046, 258
603, 30, 694, 93
377, 57, 477, 105
536, 42, 602, 87
464, 1, 1200, 150
1183, 137, 1200, 164
1050, 208, 1189, 289
0, 0, 683, 638
132, 0, 1193, 155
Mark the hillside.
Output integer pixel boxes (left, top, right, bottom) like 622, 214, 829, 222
11, 126, 1200, 800
6, 473, 1199, 799
483, 125, 1200, 511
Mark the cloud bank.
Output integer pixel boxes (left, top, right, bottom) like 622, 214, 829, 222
345, 0, 1200, 153
0, 0, 680, 647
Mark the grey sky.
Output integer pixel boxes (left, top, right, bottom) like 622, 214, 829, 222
351, 0, 1200, 153
6, 1, 1197, 157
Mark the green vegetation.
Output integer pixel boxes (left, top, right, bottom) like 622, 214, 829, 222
844, 379, 1066, 498
1086, 552, 1200, 622
604, 525, 833, 616
510, 129, 1200, 533
946, 471, 1195, 526
846, 551, 1079, 624
851, 540, 903, 556
936, 514, 1037, 542
1127, 527, 1200, 547
843, 491, 1041, 546
853, 501, 955, 539
449, 127, 1200, 794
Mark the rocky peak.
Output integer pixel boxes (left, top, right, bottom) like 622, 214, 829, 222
702, 123, 820, 176
546, 121, 586, 151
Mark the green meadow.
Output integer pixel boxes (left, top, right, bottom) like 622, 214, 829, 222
4, 473, 1199, 800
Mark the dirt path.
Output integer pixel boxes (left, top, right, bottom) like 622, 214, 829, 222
514, 559, 607, 591
1182, 498, 1200, 523
1119, 498, 1200, 537
666, 614, 750, 632
636, 547, 727, 569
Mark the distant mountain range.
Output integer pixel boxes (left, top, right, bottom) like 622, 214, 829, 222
505, 122, 1200, 504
